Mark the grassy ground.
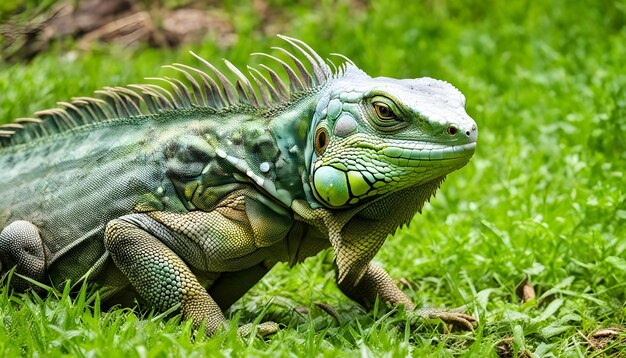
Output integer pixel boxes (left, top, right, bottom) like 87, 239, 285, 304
1, 0, 625, 356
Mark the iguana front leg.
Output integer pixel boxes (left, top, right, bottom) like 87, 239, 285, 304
337, 263, 476, 331
105, 191, 290, 337
292, 198, 476, 332
105, 216, 226, 334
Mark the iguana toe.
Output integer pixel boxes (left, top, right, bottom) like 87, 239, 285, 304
237, 321, 281, 337
414, 307, 477, 332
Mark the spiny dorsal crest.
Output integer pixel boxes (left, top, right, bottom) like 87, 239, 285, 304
0, 35, 352, 148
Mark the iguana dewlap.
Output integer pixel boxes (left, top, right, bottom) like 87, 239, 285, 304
0, 36, 478, 334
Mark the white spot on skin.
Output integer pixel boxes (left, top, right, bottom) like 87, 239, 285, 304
156, 187, 164, 194
216, 149, 227, 158
260, 162, 271, 173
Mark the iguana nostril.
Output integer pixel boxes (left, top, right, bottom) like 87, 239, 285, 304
465, 130, 470, 137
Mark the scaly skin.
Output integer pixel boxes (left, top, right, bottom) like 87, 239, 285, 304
0, 36, 477, 335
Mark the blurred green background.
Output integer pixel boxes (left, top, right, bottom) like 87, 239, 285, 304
1, 0, 625, 356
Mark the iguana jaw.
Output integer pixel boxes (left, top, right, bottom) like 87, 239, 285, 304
310, 135, 476, 208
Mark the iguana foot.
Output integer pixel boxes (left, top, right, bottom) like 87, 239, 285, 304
237, 321, 280, 337
414, 307, 476, 332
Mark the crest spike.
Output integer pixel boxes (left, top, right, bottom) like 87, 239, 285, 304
247, 66, 280, 103
140, 94, 159, 113
246, 67, 271, 107
94, 90, 123, 118
326, 58, 338, 73
57, 101, 89, 125
167, 64, 205, 106
203, 76, 226, 108
36, 108, 77, 129
72, 99, 102, 121
163, 76, 194, 108
129, 84, 173, 111
271, 46, 313, 88
145, 79, 186, 108
252, 52, 304, 93
259, 64, 288, 100
330, 52, 355, 67
127, 86, 159, 113
56, 102, 79, 111
234, 81, 252, 105
142, 83, 178, 109
224, 60, 259, 107
15, 118, 43, 124
280, 35, 332, 77
190, 51, 238, 106
102, 87, 139, 117
0, 123, 24, 129
72, 96, 106, 105
32, 111, 60, 135
95, 89, 129, 118
98, 102, 118, 120
112, 87, 147, 115
72, 97, 109, 121
46, 109, 68, 127
129, 85, 168, 111
278, 35, 328, 84
175, 61, 228, 108
109, 88, 143, 116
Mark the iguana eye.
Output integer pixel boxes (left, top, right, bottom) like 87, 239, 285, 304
373, 102, 396, 120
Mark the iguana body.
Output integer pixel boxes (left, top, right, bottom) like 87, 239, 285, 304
0, 36, 478, 334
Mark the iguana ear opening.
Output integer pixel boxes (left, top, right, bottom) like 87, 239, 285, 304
314, 126, 329, 156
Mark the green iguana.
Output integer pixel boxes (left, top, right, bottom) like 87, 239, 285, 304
0, 36, 478, 335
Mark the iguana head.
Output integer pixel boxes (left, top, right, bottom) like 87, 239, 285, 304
309, 65, 477, 208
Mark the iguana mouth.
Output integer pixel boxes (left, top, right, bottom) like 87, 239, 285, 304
371, 141, 476, 164
424, 142, 476, 160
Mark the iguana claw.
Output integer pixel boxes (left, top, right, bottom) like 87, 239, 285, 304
237, 321, 281, 337
414, 307, 477, 332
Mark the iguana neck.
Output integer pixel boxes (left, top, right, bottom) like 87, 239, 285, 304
164, 93, 325, 212
267, 92, 323, 206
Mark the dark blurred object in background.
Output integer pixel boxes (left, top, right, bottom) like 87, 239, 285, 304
0, 0, 236, 62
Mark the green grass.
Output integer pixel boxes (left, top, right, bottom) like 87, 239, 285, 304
1, 0, 626, 356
